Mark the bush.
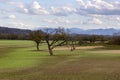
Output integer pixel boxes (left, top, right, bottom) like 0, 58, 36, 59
109, 36, 120, 45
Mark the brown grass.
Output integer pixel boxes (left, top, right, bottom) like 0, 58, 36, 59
0, 56, 120, 80
0, 45, 120, 80
90, 50, 120, 54
54, 46, 103, 50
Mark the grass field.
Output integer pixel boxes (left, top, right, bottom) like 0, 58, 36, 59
0, 40, 120, 80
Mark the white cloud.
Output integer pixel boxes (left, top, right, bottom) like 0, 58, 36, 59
0, 0, 10, 3
76, 0, 85, 6
6, 1, 49, 15
116, 17, 120, 21
23, 8, 29, 13
29, 1, 49, 15
8, 15, 16, 19
1, 0, 120, 30
42, 18, 83, 25
51, 6, 76, 16
8, 22, 33, 29
118, 23, 120, 26
88, 18, 103, 24
1, 0, 120, 16
76, 0, 120, 15
32, 1, 41, 9
8, 1, 24, 8
5, 1, 29, 14
108, 16, 120, 22
44, 18, 70, 24
77, 0, 114, 9
42, 19, 58, 24
56, 18, 71, 24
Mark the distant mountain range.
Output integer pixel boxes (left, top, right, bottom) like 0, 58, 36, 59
0, 26, 120, 36
68, 28, 120, 35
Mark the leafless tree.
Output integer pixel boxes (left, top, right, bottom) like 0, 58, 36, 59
29, 30, 43, 51
43, 28, 68, 56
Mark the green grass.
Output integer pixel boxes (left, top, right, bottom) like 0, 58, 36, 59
0, 40, 48, 69
0, 40, 120, 80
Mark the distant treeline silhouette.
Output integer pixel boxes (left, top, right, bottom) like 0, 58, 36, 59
0, 26, 120, 46
0, 27, 31, 40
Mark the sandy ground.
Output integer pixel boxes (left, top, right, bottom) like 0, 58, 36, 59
54, 46, 120, 54
90, 50, 120, 54
54, 46, 103, 50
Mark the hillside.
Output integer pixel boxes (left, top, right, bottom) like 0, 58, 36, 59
0, 27, 31, 39
0, 26, 31, 35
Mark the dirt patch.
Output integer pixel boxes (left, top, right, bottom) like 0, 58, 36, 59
90, 50, 120, 54
54, 46, 103, 51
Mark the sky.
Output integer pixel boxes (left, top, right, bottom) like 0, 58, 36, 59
0, 0, 120, 30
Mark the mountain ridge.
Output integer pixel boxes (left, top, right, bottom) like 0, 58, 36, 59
0, 26, 31, 35
0, 26, 119, 36
68, 28, 120, 35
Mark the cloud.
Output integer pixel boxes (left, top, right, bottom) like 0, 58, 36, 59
28, 1, 49, 15
76, 0, 120, 15
87, 18, 103, 25
0, 0, 10, 3
8, 22, 33, 29
108, 16, 120, 22
42, 19, 58, 24
56, 18, 70, 24
118, 23, 120, 26
51, 6, 76, 16
42, 18, 83, 25
116, 17, 120, 22
1, 1, 75, 16
8, 15, 16, 19
1, 0, 120, 17
7, 1, 24, 8
7, 1, 49, 15
42, 18, 70, 24
3, 15, 16, 19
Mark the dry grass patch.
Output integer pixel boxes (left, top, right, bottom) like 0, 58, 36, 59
54, 46, 104, 51
90, 50, 120, 54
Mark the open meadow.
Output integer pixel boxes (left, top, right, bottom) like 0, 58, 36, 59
0, 40, 120, 80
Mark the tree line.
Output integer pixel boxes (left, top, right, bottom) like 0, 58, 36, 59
0, 27, 31, 40
29, 28, 120, 56
29, 28, 68, 56
0, 27, 120, 56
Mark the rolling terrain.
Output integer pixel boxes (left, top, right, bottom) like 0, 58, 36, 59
0, 40, 120, 80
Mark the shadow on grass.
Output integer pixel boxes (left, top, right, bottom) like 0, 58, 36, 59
30, 49, 48, 52
29, 49, 81, 57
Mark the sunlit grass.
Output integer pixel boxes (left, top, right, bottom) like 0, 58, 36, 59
0, 40, 120, 80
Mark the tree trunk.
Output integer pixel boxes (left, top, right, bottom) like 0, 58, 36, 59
73, 44, 76, 50
46, 40, 54, 56
48, 46, 53, 56
71, 47, 73, 51
36, 43, 39, 51
70, 41, 75, 51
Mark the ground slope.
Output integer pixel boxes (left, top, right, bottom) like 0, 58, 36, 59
0, 40, 120, 80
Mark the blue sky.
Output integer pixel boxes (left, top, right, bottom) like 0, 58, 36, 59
0, 0, 120, 30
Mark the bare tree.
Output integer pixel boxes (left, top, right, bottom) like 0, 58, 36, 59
65, 30, 78, 51
29, 30, 43, 51
69, 35, 77, 51
88, 35, 98, 43
43, 28, 68, 56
